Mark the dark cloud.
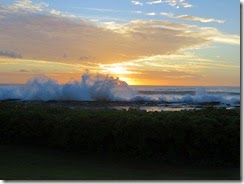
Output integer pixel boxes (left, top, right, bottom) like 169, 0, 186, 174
0, 50, 22, 58
80, 56, 94, 60
19, 69, 29, 72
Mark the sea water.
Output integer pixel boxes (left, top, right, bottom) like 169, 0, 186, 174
0, 74, 240, 111
130, 86, 240, 111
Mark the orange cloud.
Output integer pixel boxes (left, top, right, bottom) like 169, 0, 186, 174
0, 9, 239, 65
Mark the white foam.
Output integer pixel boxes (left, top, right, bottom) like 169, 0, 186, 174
157, 87, 240, 104
0, 73, 135, 101
0, 74, 240, 105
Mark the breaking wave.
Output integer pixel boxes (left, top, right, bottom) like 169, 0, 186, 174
158, 88, 240, 104
0, 73, 135, 101
0, 73, 240, 105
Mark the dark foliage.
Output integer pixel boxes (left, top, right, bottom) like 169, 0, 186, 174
0, 102, 240, 166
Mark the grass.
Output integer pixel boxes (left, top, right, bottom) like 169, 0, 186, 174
0, 101, 240, 180
0, 145, 240, 180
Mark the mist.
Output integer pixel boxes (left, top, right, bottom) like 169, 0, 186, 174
0, 73, 135, 101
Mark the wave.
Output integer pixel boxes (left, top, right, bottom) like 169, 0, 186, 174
0, 73, 240, 105
137, 90, 240, 96
0, 73, 135, 101
138, 90, 196, 96
170, 87, 239, 104
160, 88, 239, 104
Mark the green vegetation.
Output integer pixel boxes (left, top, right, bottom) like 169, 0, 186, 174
0, 101, 240, 167
0, 101, 240, 180
0, 145, 239, 180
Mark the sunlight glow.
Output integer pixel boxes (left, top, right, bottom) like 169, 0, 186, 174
106, 66, 129, 74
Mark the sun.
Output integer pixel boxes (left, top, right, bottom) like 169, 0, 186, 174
106, 66, 129, 74
99, 64, 140, 85
100, 65, 136, 85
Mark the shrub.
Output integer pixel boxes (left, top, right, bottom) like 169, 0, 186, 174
0, 101, 240, 166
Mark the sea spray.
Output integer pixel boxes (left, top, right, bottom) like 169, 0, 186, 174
0, 74, 240, 105
22, 75, 62, 100
161, 87, 239, 104
0, 73, 136, 101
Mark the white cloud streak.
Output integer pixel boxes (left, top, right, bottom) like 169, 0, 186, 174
146, 12, 156, 16
73, 7, 143, 16
131, 0, 143, 6
0, 0, 76, 19
133, 11, 142, 14
160, 12, 225, 24
147, 0, 163, 5
147, 0, 193, 8
14, 0, 49, 12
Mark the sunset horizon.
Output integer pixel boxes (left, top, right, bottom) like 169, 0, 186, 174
0, 0, 240, 180
0, 0, 240, 86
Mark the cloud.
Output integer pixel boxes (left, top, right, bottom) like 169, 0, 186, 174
19, 69, 29, 72
146, 12, 156, 16
80, 56, 94, 60
49, 9, 61, 16
79, 7, 129, 13
133, 11, 142, 14
0, 50, 22, 58
0, 0, 75, 19
98, 53, 239, 85
165, 0, 193, 8
80, 7, 120, 12
0, 57, 88, 75
147, 0, 163, 5
0, 7, 239, 65
160, 12, 225, 23
75, 7, 143, 16
131, 0, 143, 6
14, 0, 49, 12
198, 27, 239, 45
147, 0, 193, 8
0, 52, 239, 85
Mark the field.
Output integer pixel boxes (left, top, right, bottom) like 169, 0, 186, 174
0, 101, 240, 180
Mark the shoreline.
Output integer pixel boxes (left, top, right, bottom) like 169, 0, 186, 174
0, 99, 240, 112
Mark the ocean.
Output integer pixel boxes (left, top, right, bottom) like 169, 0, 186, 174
130, 86, 240, 111
0, 81, 240, 111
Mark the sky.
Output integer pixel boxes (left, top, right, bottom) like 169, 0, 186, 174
0, 0, 240, 86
